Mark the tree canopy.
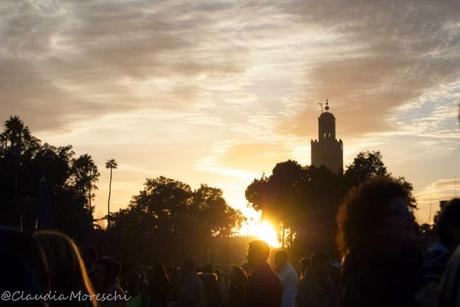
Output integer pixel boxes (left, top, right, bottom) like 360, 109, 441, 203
0, 115, 98, 242
104, 176, 244, 264
245, 151, 416, 255
0, 115, 420, 265
0, 116, 245, 265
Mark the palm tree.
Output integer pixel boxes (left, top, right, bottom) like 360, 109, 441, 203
72, 154, 100, 208
105, 159, 118, 224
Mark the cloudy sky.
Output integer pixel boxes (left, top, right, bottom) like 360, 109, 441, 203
1, 0, 459, 224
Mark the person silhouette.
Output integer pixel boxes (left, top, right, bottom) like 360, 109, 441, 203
226, 266, 247, 307
33, 230, 97, 307
0, 227, 45, 307
94, 256, 126, 307
298, 257, 310, 280
420, 198, 460, 288
80, 244, 98, 286
296, 252, 335, 307
198, 265, 221, 307
439, 238, 460, 307
423, 198, 460, 307
437, 198, 460, 253
274, 250, 298, 307
169, 258, 204, 307
244, 240, 281, 307
149, 264, 171, 307
336, 176, 421, 307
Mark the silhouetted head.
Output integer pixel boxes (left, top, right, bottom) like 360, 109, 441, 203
310, 252, 329, 275
202, 264, 214, 274
241, 262, 252, 276
274, 250, 288, 272
121, 261, 133, 275
214, 267, 224, 282
438, 198, 460, 252
121, 261, 141, 297
247, 240, 270, 268
299, 257, 310, 277
0, 227, 43, 306
34, 230, 96, 307
181, 258, 196, 277
80, 244, 97, 273
337, 176, 416, 258
152, 264, 169, 283
230, 266, 247, 288
95, 257, 121, 291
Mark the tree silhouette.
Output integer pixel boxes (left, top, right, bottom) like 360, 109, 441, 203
107, 177, 244, 264
105, 158, 118, 225
344, 151, 388, 186
71, 154, 100, 209
0, 116, 40, 205
246, 151, 415, 256
0, 116, 98, 242
0, 116, 40, 154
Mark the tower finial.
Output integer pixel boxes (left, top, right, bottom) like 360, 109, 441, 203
318, 102, 323, 113
325, 98, 330, 111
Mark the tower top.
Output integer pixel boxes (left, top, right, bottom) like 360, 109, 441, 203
319, 99, 334, 120
311, 98, 343, 174
318, 99, 331, 113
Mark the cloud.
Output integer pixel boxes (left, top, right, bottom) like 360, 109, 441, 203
218, 142, 292, 171
1, 0, 459, 223
432, 179, 460, 189
4, 0, 457, 137
276, 0, 460, 138
415, 178, 459, 223
0, 58, 80, 131
0, 0, 249, 132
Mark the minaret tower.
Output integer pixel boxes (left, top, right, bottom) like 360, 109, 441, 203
311, 100, 343, 173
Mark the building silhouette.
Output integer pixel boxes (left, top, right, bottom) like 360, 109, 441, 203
311, 100, 343, 174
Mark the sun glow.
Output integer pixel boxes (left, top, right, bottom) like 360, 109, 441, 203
238, 216, 282, 248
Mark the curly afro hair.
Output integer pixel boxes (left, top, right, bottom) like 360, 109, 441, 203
336, 176, 414, 257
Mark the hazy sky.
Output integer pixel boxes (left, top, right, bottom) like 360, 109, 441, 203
1, 0, 459, 224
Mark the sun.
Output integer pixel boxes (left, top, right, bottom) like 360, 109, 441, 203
238, 218, 282, 248
229, 198, 282, 248
251, 220, 282, 248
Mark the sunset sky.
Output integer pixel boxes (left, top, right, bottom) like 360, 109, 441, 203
1, 0, 459, 225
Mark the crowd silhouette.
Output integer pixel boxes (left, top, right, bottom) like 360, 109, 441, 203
1, 176, 460, 307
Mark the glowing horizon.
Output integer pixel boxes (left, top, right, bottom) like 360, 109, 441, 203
1, 0, 459, 230
238, 216, 282, 248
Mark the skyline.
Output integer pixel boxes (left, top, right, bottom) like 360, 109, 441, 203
1, 0, 459, 225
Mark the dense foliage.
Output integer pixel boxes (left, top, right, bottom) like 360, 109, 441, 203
245, 151, 416, 257
1, 115, 423, 264
102, 177, 244, 264
0, 115, 244, 264
0, 116, 98, 242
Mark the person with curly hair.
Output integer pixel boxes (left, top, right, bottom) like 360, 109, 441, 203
336, 176, 421, 307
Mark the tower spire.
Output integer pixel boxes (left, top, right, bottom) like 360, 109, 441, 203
311, 98, 343, 173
